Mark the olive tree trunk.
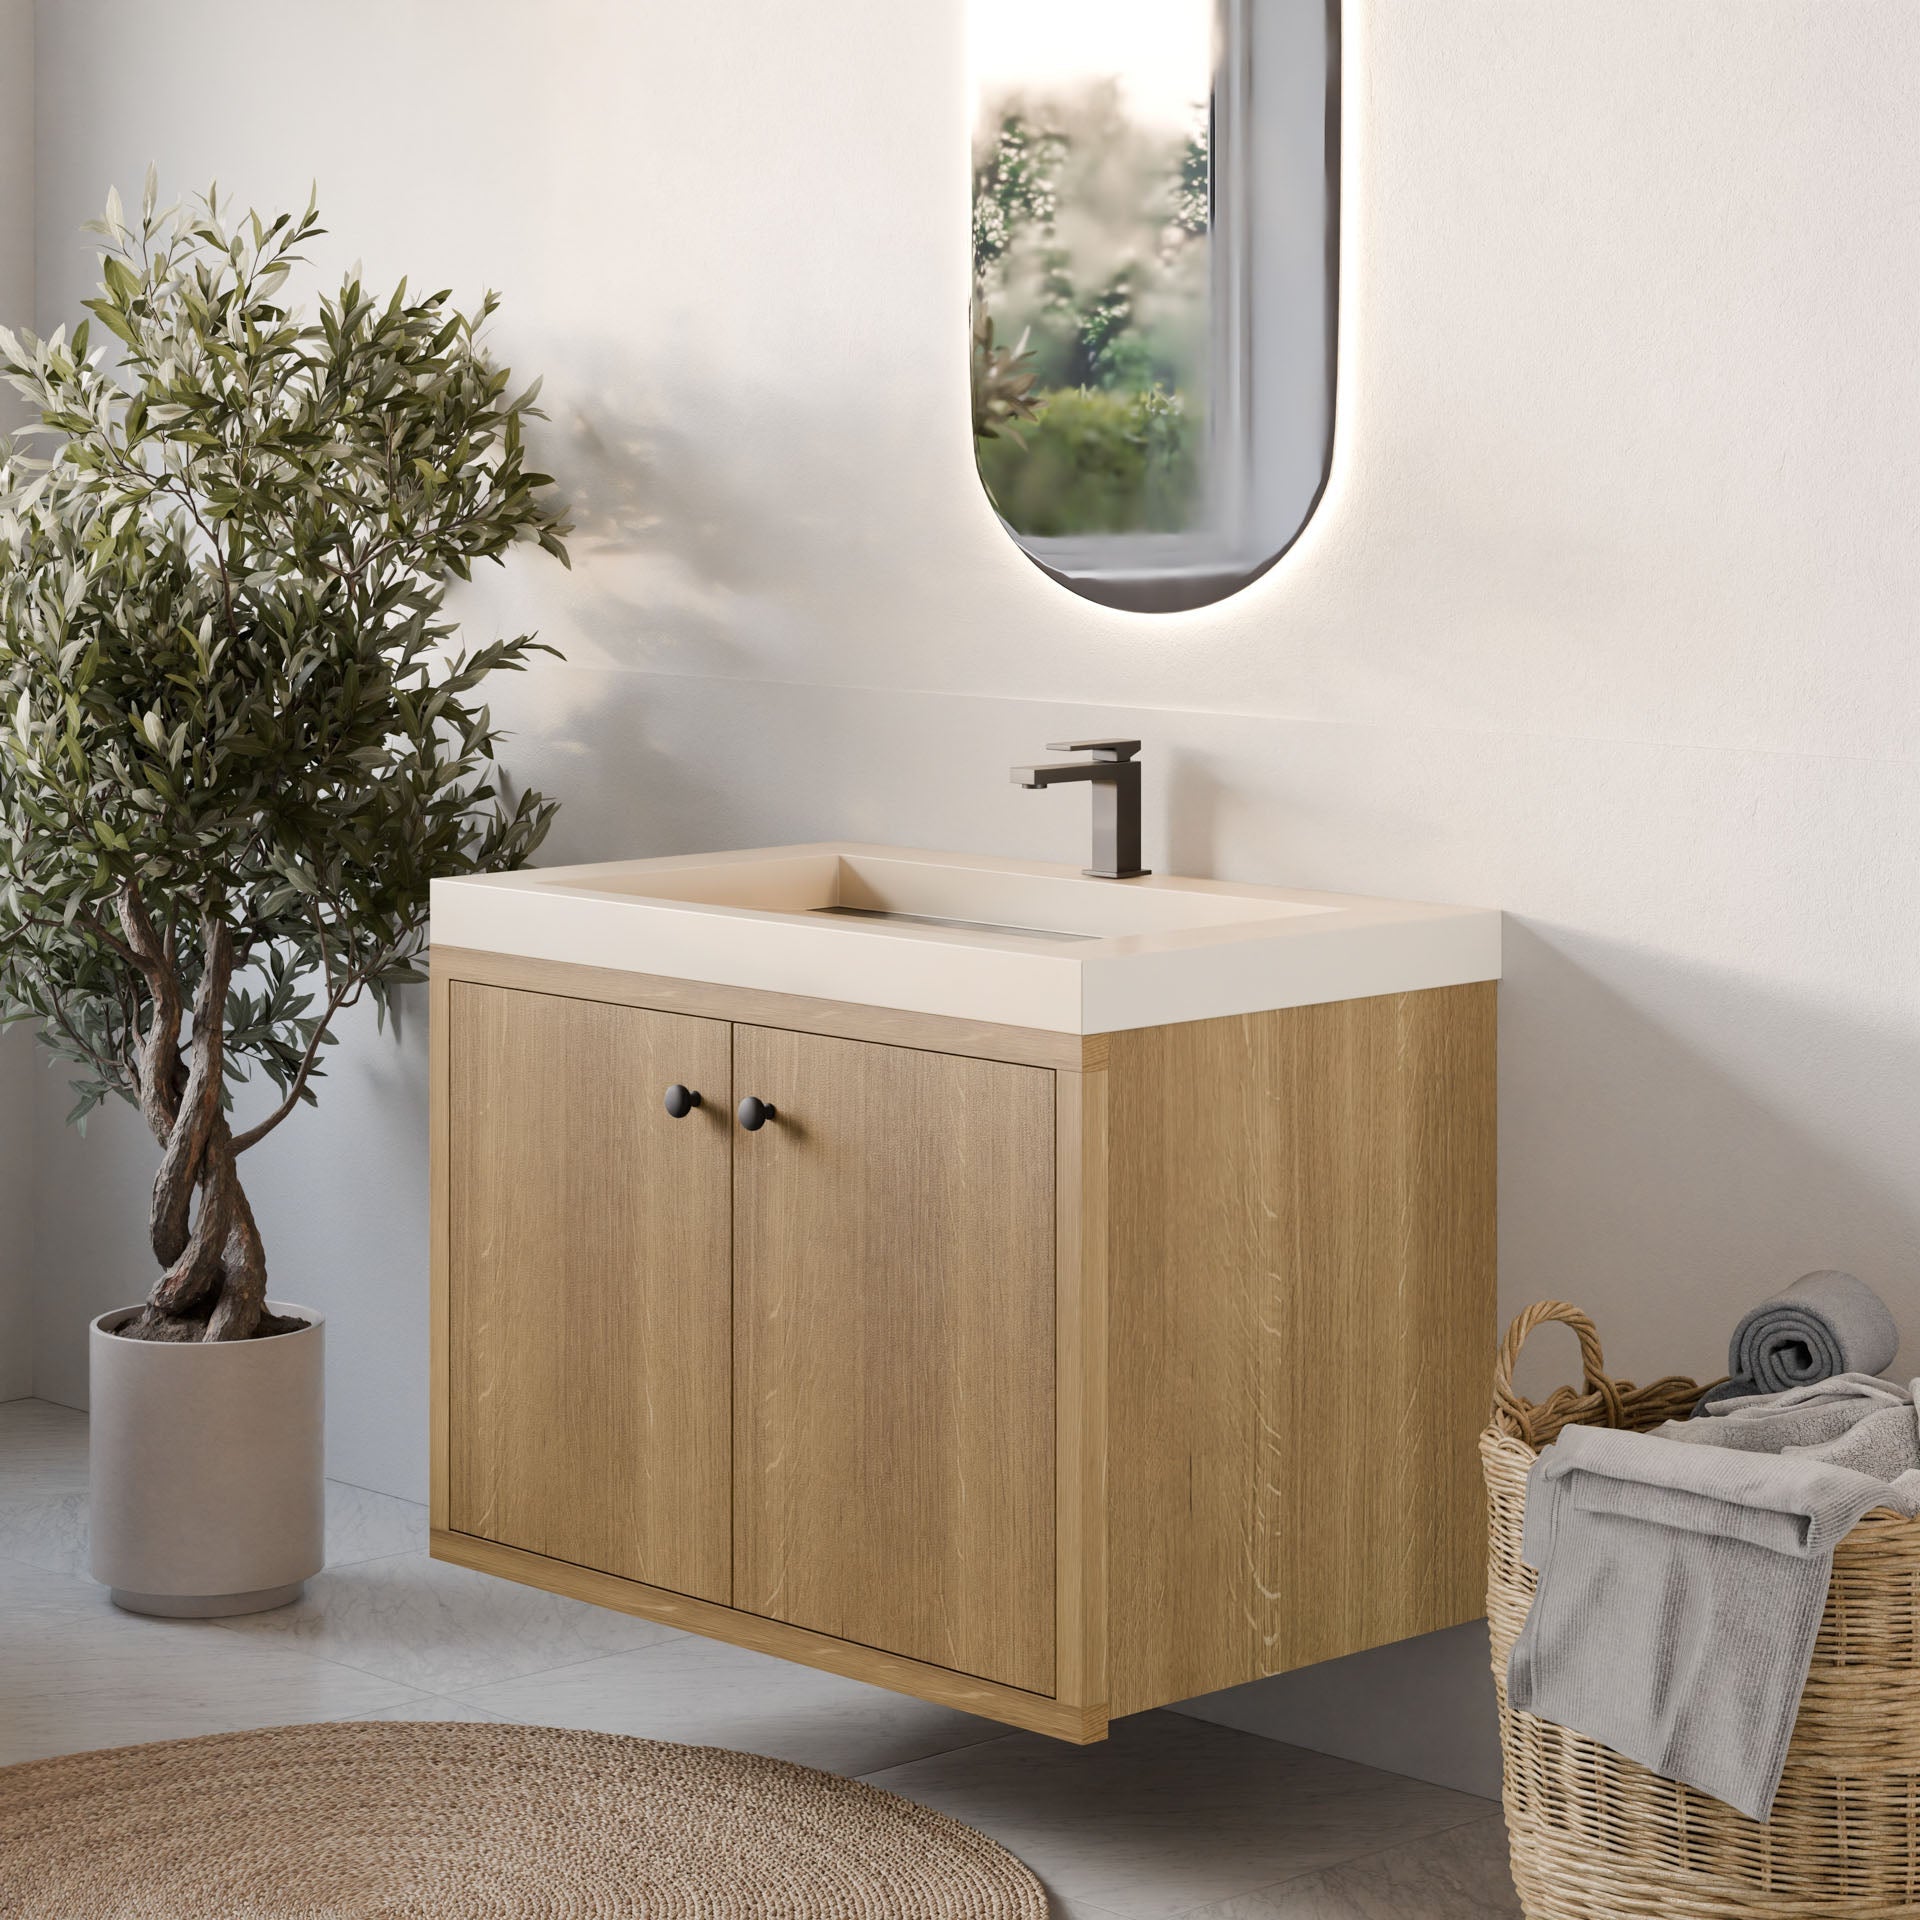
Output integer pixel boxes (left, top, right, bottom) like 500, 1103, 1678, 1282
113, 896, 296, 1344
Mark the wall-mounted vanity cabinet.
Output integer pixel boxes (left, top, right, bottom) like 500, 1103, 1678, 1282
430, 845, 1499, 1742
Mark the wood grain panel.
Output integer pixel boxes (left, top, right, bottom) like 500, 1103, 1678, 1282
1105, 983, 1497, 1715
447, 983, 733, 1602
434, 1528, 1108, 1742
432, 946, 1094, 1069
1054, 1066, 1109, 1714
430, 970, 453, 1531
732, 1025, 1058, 1694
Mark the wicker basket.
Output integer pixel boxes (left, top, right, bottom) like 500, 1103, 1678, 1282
1484, 1300, 1920, 1919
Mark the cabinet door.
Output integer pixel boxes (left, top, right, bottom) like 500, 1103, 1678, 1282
732, 1025, 1057, 1693
447, 983, 732, 1603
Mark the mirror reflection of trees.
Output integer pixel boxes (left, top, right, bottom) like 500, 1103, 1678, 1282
971, 81, 1211, 539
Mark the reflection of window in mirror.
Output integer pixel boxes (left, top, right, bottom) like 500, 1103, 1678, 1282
970, 0, 1337, 613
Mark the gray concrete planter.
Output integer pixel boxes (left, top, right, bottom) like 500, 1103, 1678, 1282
88, 1302, 324, 1617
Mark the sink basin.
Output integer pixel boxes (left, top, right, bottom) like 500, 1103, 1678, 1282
431, 845, 1501, 1034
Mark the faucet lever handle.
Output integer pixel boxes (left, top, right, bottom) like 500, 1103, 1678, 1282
1043, 738, 1141, 762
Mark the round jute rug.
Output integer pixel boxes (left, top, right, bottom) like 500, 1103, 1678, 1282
0, 1720, 1051, 1918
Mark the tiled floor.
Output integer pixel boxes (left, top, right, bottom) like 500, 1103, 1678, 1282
0, 1398, 1520, 1917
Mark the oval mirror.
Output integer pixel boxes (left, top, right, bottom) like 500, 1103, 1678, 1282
970, 0, 1337, 613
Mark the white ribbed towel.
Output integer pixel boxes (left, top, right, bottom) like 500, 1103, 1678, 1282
1509, 1423, 1920, 1821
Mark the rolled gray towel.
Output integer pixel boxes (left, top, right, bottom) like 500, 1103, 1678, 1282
1696, 1270, 1899, 1412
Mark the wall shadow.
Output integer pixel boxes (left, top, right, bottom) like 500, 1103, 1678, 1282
1498, 919, 1920, 1397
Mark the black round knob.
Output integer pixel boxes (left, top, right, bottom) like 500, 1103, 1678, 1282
737, 1095, 777, 1132
664, 1084, 702, 1119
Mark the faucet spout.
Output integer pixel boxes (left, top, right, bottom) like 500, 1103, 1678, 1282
1009, 740, 1150, 879
1010, 762, 1100, 790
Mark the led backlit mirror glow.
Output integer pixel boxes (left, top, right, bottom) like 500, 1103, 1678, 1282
970, 0, 1337, 612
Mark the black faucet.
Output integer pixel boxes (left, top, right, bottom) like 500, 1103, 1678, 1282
1011, 740, 1150, 879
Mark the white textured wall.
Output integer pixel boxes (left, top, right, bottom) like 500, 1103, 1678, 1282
0, 0, 33, 1400
26, 0, 1920, 1792
0, 0, 30, 384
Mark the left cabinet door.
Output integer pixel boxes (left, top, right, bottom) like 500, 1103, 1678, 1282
445, 982, 733, 1603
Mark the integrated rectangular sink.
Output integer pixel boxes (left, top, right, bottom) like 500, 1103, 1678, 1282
811, 904, 1098, 943
431, 844, 1501, 1034
563, 849, 1320, 936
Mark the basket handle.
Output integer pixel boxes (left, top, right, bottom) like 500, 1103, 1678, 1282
1492, 1300, 1626, 1430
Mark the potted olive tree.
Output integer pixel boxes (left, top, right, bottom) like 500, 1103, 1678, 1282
0, 180, 569, 1615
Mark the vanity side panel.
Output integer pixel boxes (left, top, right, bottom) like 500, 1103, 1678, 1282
430, 968, 452, 1533
1105, 982, 1497, 1716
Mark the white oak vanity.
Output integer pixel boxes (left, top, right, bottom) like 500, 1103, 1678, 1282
429, 845, 1499, 1742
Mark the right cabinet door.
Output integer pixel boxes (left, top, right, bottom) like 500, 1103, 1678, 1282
731, 1024, 1058, 1693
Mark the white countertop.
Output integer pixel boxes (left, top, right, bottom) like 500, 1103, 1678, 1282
431, 844, 1502, 1035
